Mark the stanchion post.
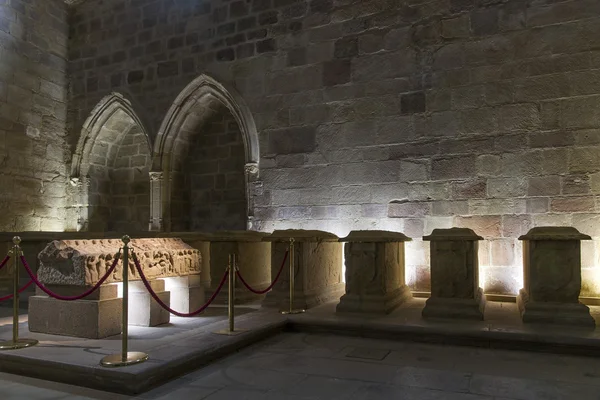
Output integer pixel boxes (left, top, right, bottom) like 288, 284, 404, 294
214, 253, 245, 336
281, 238, 305, 315
0, 236, 38, 350
100, 235, 148, 367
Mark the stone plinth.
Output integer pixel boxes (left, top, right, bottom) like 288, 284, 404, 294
29, 238, 202, 338
422, 228, 486, 320
208, 231, 271, 304
517, 227, 594, 327
337, 231, 413, 314
262, 230, 344, 311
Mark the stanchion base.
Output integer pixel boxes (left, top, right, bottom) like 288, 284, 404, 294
281, 309, 306, 315
100, 351, 149, 367
0, 338, 38, 350
213, 329, 247, 336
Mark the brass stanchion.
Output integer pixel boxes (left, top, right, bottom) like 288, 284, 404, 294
281, 238, 305, 315
214, 253, 245, 336
100, 235, 148, 367
0, 236, 38, 350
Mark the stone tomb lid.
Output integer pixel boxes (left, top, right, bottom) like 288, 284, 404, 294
339, 230, 412, 242
423, 228, 483, 241
208, 230, 268, 242
519, 226, 591, 241
263, 229, 339, 242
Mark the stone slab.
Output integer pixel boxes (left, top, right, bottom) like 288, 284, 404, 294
28, 295, 122, 339
519, 226, 592, 241
422, 288, 486, 320
339, 230, 412, 242
263, 230, 339, 242
38, 238, 202, 286
517, 289, 595, 327
423, 227, 483, 241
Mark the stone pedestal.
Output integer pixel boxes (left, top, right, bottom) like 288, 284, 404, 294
262, 230, 344, 311
28, 237, 201, 338
161, 275, 204, 314
422, 228, 486, 320
208, 231, 271, 304
337, 231, 413, 314
28, 285, 122, 339
128, 280, 170, 326
517, 227, 595, 327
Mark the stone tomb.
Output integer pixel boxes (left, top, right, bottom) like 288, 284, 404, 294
337, 231, 413, 314
28, 238, 201, 339
517, 227, 595, 327
422, 228, 486, 320
262, 230, 344, 311
207, 231, 271, 304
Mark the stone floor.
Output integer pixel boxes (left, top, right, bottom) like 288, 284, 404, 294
3, 298, 600, 398
3, 330, 600, 399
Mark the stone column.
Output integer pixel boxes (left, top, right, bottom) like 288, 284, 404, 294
337, 231, 413, 314
422, 228, 486, 320
128, 280, 170, 326
208, 231, 271, 304
262, 230, 344, 311
517, 227, 595, 327
149, 171, 163, 232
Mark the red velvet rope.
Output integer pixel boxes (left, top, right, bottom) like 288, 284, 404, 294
236, 251, 288, 295
0, 280, 34, 302
20, 252, 121, 301
0, 255, 10, 271
132, 251, 229, 317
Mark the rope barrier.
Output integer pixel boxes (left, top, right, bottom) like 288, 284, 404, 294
132, 251, 229, 317
0, 280, 34, 302
0, 255, 10, 271
236, 251, 289, 295
20, 252, 121, 301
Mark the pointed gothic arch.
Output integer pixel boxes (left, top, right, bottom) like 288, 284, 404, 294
151, 74, 260, 232
69, 92, 153, 232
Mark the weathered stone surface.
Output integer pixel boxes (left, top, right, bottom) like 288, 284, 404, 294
208, 230, 272, 304
37, 238, 202, 286
517, 227, 594, 327
337, 230, 412, 314
263, 230, 344, 310
422, 228, 485, 320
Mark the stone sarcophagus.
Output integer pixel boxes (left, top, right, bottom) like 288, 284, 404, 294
262, 230, 344, 311
422, 228, 486, 320
337, 231, 413, 314
207, 231, 271, 304
28, 238, 202, 339
517, 227, 595, 327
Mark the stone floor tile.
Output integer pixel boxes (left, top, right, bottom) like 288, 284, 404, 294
393, 366, 472, 392
201, 387, 271, 400
279, 375, 366, 399
188, 366, 307, 390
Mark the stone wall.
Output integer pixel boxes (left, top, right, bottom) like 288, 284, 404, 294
0, 0, 69, 231
186, 106, 247, 232
61, 0, 600, 296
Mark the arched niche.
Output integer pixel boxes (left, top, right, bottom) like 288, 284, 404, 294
70, 93, 152, 232
152, 74, 260, 232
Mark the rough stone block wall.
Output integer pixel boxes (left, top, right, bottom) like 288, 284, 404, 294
187, 108, 247, 232
66, 0, 600, 297
169, 104, 247, 232
0, 0, 69, 231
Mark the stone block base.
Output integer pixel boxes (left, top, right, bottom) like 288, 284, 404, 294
162, 276, 205, 314
336, 286, 412, 314
422, 288, 486, 320
129, 281, 170, 327
262, 282, 346, 311
517, 289, 595, 327
28, 295, 122, 339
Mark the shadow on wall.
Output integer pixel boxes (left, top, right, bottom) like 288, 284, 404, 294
170, 101, 247, 232
71, 94, 151, 232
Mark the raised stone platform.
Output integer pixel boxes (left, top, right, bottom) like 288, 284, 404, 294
28, 238, 203, 338
2, 299, 600, 395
